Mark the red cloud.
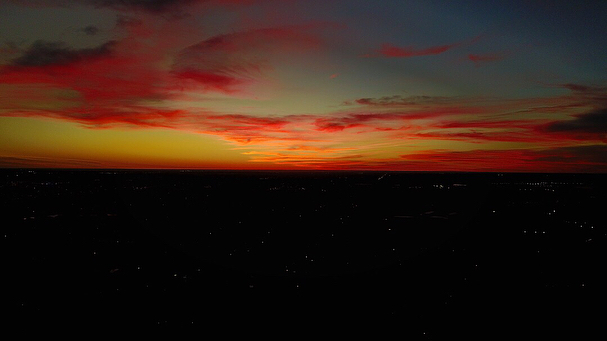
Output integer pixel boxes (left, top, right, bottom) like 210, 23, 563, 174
416, 119, 545, 143
0, 52, 170, 104
401, 149, 535, 170
377, 42, 458, 58
0, 18, 199, 136
467, 51, 510, 67
172, 70, 245, 94
0, 15, 185, 104
314, 107, 480, 132
468, 52, 504, 64
398, 146, 607, 173
172, 23, 335, 93
366, 34, 484, 59
467, 43, 536, 67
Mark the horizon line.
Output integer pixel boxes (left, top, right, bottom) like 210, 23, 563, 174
1, 167, 606, 175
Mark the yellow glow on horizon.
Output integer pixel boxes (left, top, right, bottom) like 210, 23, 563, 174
0, 116, 249, 168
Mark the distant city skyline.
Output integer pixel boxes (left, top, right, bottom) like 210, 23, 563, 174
1, 0, 606, 172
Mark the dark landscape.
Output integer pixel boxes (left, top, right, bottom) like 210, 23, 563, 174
2, 170, 606, 336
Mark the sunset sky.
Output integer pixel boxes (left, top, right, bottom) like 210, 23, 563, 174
1, 0, 606, 171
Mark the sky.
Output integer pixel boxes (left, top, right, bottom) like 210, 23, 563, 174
1, 0, 606, 172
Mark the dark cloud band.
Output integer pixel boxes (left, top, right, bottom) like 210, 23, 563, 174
10, 40, 116, 67
545, 108, 607, 134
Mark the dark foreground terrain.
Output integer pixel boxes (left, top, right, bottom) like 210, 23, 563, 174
2, 170, 606, 336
